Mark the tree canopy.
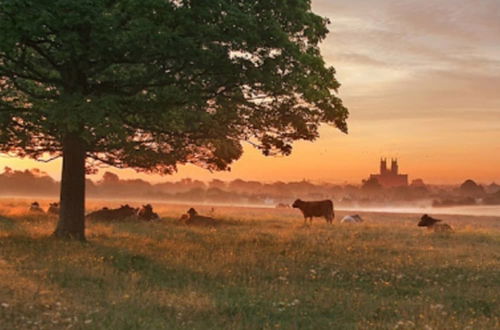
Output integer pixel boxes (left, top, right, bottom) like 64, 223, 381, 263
0, 0, 347, 171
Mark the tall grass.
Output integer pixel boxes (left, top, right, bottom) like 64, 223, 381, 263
0, 198, 499, 329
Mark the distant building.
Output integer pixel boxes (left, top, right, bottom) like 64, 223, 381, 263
410, 179, 426, 188
369, 158, 408, 188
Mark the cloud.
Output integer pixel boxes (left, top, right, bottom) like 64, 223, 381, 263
314, 0, 500, 69
330, 52, 389, 67
311, 0, 500, 125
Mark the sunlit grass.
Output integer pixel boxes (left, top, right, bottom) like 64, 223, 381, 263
0, 198, 499, 329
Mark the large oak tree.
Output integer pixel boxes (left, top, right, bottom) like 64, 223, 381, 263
0, 0, 348, 240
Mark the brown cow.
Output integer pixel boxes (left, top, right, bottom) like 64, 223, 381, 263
29, 202, 44, 213
292, 199, 334, 225
47, 202, 60, 215
137, 204, 159, 221
180, 208, 216, 226
86, 205, 138, 221
418, 214, 454, 233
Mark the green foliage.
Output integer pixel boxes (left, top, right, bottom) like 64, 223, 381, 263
0, 0, 347, 173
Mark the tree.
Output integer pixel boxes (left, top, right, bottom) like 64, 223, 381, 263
208, 179, 227, 190
459, 179, 484, 196
0, 0, 348, 240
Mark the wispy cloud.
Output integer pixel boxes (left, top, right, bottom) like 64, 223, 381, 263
313, 0, 500, 114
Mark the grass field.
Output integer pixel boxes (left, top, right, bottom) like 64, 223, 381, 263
0, 198, 499, 329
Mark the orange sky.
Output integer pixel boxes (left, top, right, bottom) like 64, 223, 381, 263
1, 0, 499, 185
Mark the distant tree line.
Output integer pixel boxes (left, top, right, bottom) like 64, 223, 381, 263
2, 167, 499, 207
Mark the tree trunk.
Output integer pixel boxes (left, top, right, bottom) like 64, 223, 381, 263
53, 133, 86, 240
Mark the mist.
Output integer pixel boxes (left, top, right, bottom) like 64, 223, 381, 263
1, 167, 499, 216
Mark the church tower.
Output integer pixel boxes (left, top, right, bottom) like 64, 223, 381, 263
391, 158, 398, 174
380, 158, 387, 175
369, 157, 408, 188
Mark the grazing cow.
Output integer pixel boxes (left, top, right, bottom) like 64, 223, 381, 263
341, 214, 363, 223
86, 204, 138, 221
180, 208, 216, 226
47, 202, 60, 215
292, 199, 334, 225
29, 202, 44, 213
137, 204, 159, 221
418, 214, 454, 233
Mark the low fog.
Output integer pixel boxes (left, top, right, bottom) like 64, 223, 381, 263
1, 168, 499, 214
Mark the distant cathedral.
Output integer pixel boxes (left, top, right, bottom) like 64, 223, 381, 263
369, 158, 408, 188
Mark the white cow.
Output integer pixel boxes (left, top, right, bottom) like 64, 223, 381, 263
341, 214, 363, 223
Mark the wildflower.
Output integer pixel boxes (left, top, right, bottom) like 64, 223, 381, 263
430, 304, 444, 310
394, 320, 405, 329
394, 320, 415, 329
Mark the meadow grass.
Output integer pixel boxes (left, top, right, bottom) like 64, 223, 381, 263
0, 198, 499, 329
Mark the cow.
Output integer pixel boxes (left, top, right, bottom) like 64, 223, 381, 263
29, 202, 44, 213
341, 214, 363, 223
418, 214, 454, 233
137, 204, 159, 221
86, 204, 138, 221
292, 199, 334, 225
180, 208, 216, 226
47, 202, 60, 215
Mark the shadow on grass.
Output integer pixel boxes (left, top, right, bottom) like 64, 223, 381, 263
93, 243, 213, 289
0, 214, 18, 230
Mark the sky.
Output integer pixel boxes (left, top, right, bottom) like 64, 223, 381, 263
1, 0, 499, 184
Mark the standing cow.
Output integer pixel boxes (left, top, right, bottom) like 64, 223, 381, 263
292, 199, 335, 225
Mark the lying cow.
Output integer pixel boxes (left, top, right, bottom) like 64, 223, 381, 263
137, 204, 159, 221
341, 214, 363, 223
86, 204, 138, 221
292, 199, 334, 225
180, 208, 216, 226
418, 214, 454, 233
47, 202, 60, 215
29, 202, 44, 213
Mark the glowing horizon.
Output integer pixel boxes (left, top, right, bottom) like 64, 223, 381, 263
1, 0, 499, 185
